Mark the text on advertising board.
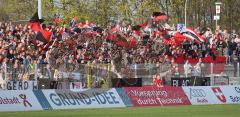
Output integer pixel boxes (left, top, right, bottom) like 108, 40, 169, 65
49, 91, 120, 106
6, 81, 37, 90
190, 88, 208, 103
124, 86, 191, 106
0, 94, 32, 107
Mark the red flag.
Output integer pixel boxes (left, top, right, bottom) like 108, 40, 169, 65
29, 12, 44, 31
153, 12, 168, 21
139, 21, 148, 27
36, 29, 52, 43
173, 32, 191, 45
41, 29, 52, 42
30, 22, 41, 31
182, 28, 207, 43
129, 36, 137, 48
155, 15, 168, 20
107, 34, 117, 41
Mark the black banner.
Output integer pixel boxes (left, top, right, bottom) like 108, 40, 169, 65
171, 77, 210, 86
111, 78, 142, 87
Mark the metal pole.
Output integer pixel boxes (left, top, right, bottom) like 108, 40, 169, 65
4, 63, 7, 80
185, 0, 188, 27
238, 62, 239, 77
216, 19, 218, 30
38, 0, 42, 19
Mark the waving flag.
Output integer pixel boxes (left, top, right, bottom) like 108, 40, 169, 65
182, 28, 207, 43
152, 12, 168, 21
36, 29, 52, 43
29, 12, 44, 31
139, 21, 148, 27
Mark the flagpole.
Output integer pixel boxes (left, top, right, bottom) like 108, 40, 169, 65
184, 0, 188, 27
38, 0, 42, 19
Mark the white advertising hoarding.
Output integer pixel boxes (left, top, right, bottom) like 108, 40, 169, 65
0, 90, 43, 111
183, 86, 222, 105
217, 85, 240, 104
183, 85, 240, 105
41, 88, 126, 109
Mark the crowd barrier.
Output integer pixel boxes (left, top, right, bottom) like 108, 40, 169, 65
0, 85, 240, 112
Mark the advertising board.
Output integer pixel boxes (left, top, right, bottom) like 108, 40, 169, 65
183, 86, 222, 105
41, 88, 126, 109
124, 86, 191, 107
0, 90, 43, 111
216, 86, 240, 104
5, 81, 38, 90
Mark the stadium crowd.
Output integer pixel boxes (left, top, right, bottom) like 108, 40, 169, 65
0, 15, 240, 82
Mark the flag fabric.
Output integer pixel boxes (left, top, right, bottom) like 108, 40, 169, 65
129, 36, 137, 48
30, 12, 45, 23
107, 34, 117, 42
29, 12, 44, 31
30, 22, 41, 31
152, 12, 168, 20
139, 21, 148, 27
160, 30, 172, 45
132, 25, 141, 31
36, 29, 52, 43
160, 30, 190, 46
173, 32, 191, 45
107, 33, 136, 48
110, 27, 119, 33
182, 28, 207, 43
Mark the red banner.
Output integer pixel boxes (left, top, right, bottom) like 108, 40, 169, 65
124, 86, 191, 107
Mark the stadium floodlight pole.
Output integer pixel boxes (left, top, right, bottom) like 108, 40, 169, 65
184, 0, 188, 27
38, 0, 42, 19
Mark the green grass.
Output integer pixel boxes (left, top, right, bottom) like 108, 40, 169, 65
1, 105, 240, 117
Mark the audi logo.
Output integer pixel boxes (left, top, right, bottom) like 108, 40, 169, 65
235, 87, 240, 93
190, 89, 206, 97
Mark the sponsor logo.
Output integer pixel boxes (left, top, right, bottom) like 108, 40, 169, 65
19, 94, 32, 107
190, 88, 208, 104
229, 96, 240, 102
0, 96, 21, 105
212, 87, 226, 103
0, 94, 32, 107
49, 91, 120, 106
235, 87, 240, 93
190, 89, 206, 98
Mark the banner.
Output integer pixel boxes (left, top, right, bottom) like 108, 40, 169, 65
171, 77, 210, 86
5, 81, 38, 90
182, 85, 240, 105
183, 86, 223, 105
124, 86, 191, 107
0, 90, 43, 111
40, 88, 126, 109
216, 86, 240, 104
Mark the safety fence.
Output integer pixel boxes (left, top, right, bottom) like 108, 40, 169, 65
0, 85, 240, 112
1, 62, 240, 89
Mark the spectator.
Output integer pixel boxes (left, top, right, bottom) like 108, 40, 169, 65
184, 60, 192, 77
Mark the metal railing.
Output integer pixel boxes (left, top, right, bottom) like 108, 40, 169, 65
0, 62, 240, 89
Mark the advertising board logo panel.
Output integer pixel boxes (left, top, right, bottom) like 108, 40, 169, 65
41, 89, 126, 109
0, 90, 42, 111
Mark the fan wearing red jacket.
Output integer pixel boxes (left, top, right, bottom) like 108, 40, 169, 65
153, 74, 163, 87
